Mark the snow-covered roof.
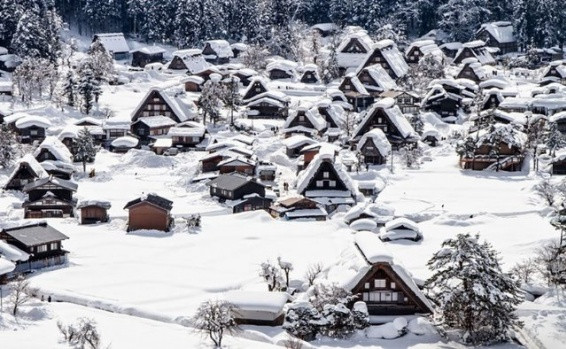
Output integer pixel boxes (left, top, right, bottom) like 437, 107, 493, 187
549, 111, 566, 123
355, 230, 393, 263
134, 116, 177, 128
131, 46, 166, 55
167, 126, 205, 137
0, 257, 15, 275
282, 134, 317, 149
463, 40, 486, 49
266, 60, 297, 76
0, 239, 30, 262
94, 33, 129, 54
204, 40, 233, 58
359, 65, 397, 92
103, 117, 131, 130
132, 87, 195, 122
338, 30, 374, 53
58, 125, 80, 140
169, 50, 211, 74
472, 123, 527, 148
74, 117, 103, 126
357, 128, 392, 155
152, 138, 173, 148
283, 108, 327, 132
350, 218, 377, 231
15, 115, 51, 129
373, 40, 409, 78
337, 30, 374, 68
385, 217, 421, 233
406, 40, 444, 59
6, 154, 48, 185
217, 157, 256, 168
354, 98, 417, 139
111, 136, 139, 148
223, 291, 288, 314
342, 73, 369, 96
296, 151, 361, 200
77, 200, 112, 209
478, 22, 515, 44
532, 94, 566, 111
33, 136, 72, 163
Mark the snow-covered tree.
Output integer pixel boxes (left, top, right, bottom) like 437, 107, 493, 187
400, 144, 422, 169
191, 300, 239, 348
438, 0, 490, 42
283, 301, 325, 341
533, 179, 561, 207
277, 256, 293, 289
241, 44, 269, 71
351, 301, 370, 329
319, 32, 341, 84
545, 122, 566, 157
88, 40, 114, 82
221, 76, 241, 126
77, 60, 102, 115
0, 125, 19, 169
62, 70, 77, 107
198, 78, 223, 125
535, 239, 566, 285
10, 276, 31, 317
510, 258, 537, 284
74, 128, 97, 172
174, 0, 202, 48
425, 233, 523, 345
304, 262, 323, 286
308, 283, 354, 312
320, 303, 356, 338
259, 260, 284, 292
0, 0, 20, 47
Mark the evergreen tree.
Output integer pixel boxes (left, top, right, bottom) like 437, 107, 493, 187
283, 302, 325, 341
438, 0, 490, 42
88, 40, 114, 82
425, 233, 523, 345
77, 61, 101, 114
197, 78, 222, 125
174, 0, 202, 48
546, 122, 566, 157
62, 70, 77, 107
74, 127, 97, 172
0, 125, 19, 169
0, 0, 21, 47
221, 76, 241, 126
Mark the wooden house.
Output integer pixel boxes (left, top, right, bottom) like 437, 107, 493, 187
242, 78, 269, 101
266, 60, 297, 80
404, 40, 444, 64
357, 129, 392, 165
256, 161, 277, 181
77, 200, 111, 224
459, 124, 526, 171
344, 232, 433, 319
131, 88, 194, 123
131, 46, 166, 67
552, 150, 566, 175
230, 43, 248, 58
207, 173, 272, 213
3, 154, 47, 191
269, 196, 327, 221
542, 61, 566, 85
452, 40, 495, 65
102, 117, 130, 145
356, 65, 398, 96
202, 40, 233, 64
14, 115, 51, 144
110, 136, 139, 153
456, 59, 488, 84
379, 90, 420, 115
311, 23, 338, 37
124, 194, 173, 232
359, 40, 409, 80
33, 136, 73, 169
131, 116, 177, 145
481, 89, 504, 110
167, 122, 206, 148
282, 135, 317, 158
93, 33, 130, 60
23, 176, 78, 218
218, 157, 256, 175
234, 68, 257, 87
168, 49, 211, 73
339, 73, 374, 112
421, 85, 463, 122
379, 217, 423, 242
439, 42, 463, 59
549, 112, 566, 134
352, 98, 418, 148
223, 291, 288, 326
337, 30, 374, 74
296, 150, 359, 212
282, 107, 326, 137
299, 143, 339, 169
475, 22, 517, 55
245, 91, 289, 119
299, 64, 320, 84
183, 75, 204, 92
0, 222, 69, 275
317, 101, 345, 130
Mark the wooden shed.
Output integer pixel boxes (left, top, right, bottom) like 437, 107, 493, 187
77, 200, 111, 224
124, 194, 173, 232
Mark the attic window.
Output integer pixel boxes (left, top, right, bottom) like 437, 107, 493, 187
374, 279, 386, 288
364, 282, 370, 289
329, 180, 336, 187
316, 180, 324, 187
323, 171, 329, 178
391, 282, 396, 289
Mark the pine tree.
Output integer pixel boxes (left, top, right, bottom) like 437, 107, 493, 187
88, 40, 114, 82
0, 0, 20, 47
77, 61, 101, 115
221, 76, 241, 126
62, 70, 77, 107
545, 122, 566, 157
0, 125, 19, 169
438, 0, 490, 42
174, 0, 202, 48
74, 127, 97, 172
425, 233, 523, 345
197, 78, 222, 125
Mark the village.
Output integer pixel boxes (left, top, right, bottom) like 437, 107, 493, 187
0, 8, 566, 349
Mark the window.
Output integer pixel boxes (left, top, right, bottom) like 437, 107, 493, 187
344, 84, 351, 89
323, 171, 329, 178
30, 130, 39, 136
153, 98, 160, 102
255, 87, 261, 92
392, 292, 398, 301
374, 279, 386, 288
329, 180, 336, 187
364, 282, 370, 289
36, 244, 47, 253
390, 282, 396, 289
299, 115, 305, 122
316, 180, 324, 187
50, 242, 58, 250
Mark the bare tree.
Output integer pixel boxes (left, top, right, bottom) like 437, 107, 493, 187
510, 258, 537, 284
535, 240, 566, 286
58, 317, 101, 349
10, 276, 31, 317
304, 262, 323, 287
192, 300, 239, 348
278, 256, 293, 289
533, 179, 560, 207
